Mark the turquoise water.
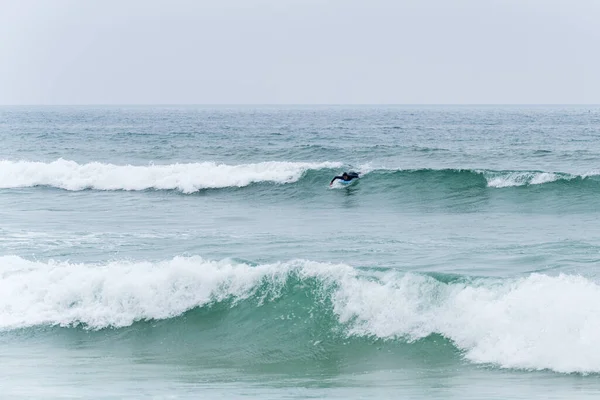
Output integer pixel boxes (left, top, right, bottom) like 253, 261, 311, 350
1, 105, 600, 398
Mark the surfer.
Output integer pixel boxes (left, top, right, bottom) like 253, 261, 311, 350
330, 171, 360, 185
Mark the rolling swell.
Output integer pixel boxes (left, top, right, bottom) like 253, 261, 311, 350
2, 159, 599, 194
356, 168, 600, 190
2, 255, 600, 374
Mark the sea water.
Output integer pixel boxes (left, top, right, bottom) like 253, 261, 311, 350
1, 105, 600, 399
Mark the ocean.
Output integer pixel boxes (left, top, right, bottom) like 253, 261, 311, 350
1, 105, 600, 399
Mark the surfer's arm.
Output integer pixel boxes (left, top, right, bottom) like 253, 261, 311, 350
330, 176, 342, 185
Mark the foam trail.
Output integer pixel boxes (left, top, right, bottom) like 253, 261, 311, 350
0, 159, 342, 193
2, 255, 600, 373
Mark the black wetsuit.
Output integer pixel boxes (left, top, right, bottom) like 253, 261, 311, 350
330, 171, 360, 185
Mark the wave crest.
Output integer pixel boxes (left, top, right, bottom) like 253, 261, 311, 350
0, 159, 342, 193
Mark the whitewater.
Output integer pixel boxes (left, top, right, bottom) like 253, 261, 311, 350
0, 159, 342, 192
2, 105, 600, 399
2, 255, 600, 374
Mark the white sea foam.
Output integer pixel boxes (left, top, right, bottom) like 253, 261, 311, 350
339, 271, 600, 374
479, 170, 599, 188
2, 255, 600, 373
483, 171, 563, 188
0, 159, 342, 193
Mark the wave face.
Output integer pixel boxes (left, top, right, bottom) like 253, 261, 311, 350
2, 255, 600, 374
362, 168, 600, 189
0, 159, 341, 193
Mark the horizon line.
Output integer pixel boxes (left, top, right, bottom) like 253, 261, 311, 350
1, 103, 599, 107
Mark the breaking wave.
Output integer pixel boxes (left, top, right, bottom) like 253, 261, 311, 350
2, 255, 600, 374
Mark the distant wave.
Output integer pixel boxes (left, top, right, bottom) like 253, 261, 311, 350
1, 159, 598, 193
2, 255, 600, 374
0, 159, 341, 193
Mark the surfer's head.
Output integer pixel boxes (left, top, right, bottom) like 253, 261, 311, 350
342, 173, 349, 179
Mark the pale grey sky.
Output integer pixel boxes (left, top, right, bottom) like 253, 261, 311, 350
0, 0, 598, 104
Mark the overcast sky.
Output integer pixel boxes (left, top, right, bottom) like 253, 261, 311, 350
0, 0, 598, 104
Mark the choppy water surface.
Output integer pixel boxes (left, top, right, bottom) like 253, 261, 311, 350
1, 105, 600, 399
